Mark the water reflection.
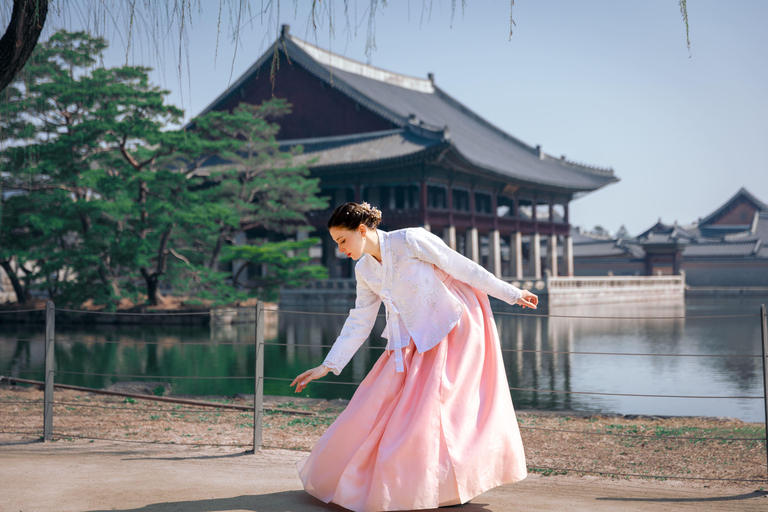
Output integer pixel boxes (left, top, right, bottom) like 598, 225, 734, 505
1, 297, 765, 421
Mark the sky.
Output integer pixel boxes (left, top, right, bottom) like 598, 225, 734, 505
36, 0, 768, 236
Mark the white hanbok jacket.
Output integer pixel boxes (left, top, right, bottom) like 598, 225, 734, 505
323, 227, 523, 375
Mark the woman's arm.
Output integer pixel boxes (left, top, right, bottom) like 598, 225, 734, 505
290, 273, 381, 394
406, 228, 537, 308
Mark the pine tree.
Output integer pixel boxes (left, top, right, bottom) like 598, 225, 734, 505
1, 30, 327, 307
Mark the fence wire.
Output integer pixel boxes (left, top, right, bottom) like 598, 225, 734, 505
52, 401, 248, 413
266, 307, 759, 320
2, 302, 766, 485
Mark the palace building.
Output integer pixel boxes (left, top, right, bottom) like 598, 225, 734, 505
572, 188, 768, 287
198, 25, 618, 280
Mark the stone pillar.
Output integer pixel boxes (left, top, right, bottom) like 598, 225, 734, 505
468, 227, 479, 263
531, 232, 541, 279
422, 224, 431, 233
511, 231, 523, 279
565, 235, 574, 277
489, 229, 502, 278
444, 225, 457, 251
548, 235, 558, 277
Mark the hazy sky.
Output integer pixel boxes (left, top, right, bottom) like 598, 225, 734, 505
49, 0, 768, 236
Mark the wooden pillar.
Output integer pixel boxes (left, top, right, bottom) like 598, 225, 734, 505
420, 181, 429, 227
444, 182, 456, 250
511, 232, 523, 279
549, 201, 555, 232
548, 235, 558, 277
355, 184, 361, 203
468, 227, 479, 263
532, 232, 541, 279
444, 226, 457, 251
489, 229, 501, 278
565, 235, 574, 276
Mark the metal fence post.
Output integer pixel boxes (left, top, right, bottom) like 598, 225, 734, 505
43, 301, 55, 442
760, 304, 768, 479
253, 301, 264, 452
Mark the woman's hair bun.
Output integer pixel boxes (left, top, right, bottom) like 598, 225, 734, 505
327, 201, 383, 230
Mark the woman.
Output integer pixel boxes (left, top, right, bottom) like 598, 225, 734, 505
291, 202, 537, 512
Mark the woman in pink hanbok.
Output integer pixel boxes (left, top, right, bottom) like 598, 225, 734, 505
291, 202, 537, 512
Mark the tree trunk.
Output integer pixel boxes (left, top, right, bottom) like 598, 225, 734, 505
140, 267, 161, 306
0, 0, 49, 93
0, 258, 30, 303
207, 224, 230, 270
140, 226, 173, 306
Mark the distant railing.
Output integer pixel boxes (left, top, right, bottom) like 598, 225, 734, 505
548, 274, 685, 290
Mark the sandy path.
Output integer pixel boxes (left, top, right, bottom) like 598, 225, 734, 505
1, 439, 766, 512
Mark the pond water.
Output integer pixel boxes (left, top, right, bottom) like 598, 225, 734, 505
1, 296, 766, 422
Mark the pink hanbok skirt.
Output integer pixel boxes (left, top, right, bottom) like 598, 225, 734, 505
297, 270, 527, 512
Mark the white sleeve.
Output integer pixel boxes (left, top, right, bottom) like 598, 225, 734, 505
405, 228, 522, 306
322, 275, 382, 375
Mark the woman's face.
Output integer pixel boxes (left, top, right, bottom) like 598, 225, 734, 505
329, 226, 366, 260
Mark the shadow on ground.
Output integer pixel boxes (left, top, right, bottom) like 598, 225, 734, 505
84, 492, 492, 512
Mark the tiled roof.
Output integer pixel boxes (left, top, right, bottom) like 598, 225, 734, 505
753, 213, 768, 242
699, 187, 768, 226
321, 61, 617, 191
281, 127, 445, 168
198, 28, 619, 193
682, 242, 759, 258
572, 242, 633, 258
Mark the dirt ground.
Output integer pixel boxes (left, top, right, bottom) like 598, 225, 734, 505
1, 439, 767, 512
2, 386, 768, 511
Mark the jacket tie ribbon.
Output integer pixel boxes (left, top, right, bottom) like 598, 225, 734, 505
380, 290, 405, 373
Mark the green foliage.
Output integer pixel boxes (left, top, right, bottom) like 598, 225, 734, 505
222, 238, 328, 301
0, 30, 328, 308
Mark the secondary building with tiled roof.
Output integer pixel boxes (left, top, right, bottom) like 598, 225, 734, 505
571, 188, 768, 287
197, 25, 618, 280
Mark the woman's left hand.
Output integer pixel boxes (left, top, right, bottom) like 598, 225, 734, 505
516, 289, 538, 309
290, 365, 331, 393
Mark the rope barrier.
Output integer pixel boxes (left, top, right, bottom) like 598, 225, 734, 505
493, 311, 760, 320
0, 305, 758, 321
54, 371, 252, 380
526, 465, 768, 483
518, 425, 767, 442
56, 308, 212, 316
264, 376, 361, 386
50, 432, 250, 447
262, 340, 762, 359
265, 308, 369, 317
509, 386, 763, 399
56, 339, 251, 346
262, 377, 765, 399
52, 401, 249, 413
264, 307, 759, 321
503, 348, 762, 358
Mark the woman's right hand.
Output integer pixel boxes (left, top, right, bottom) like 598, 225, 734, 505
516, 289, 538, 309
290, 365, 331, 393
